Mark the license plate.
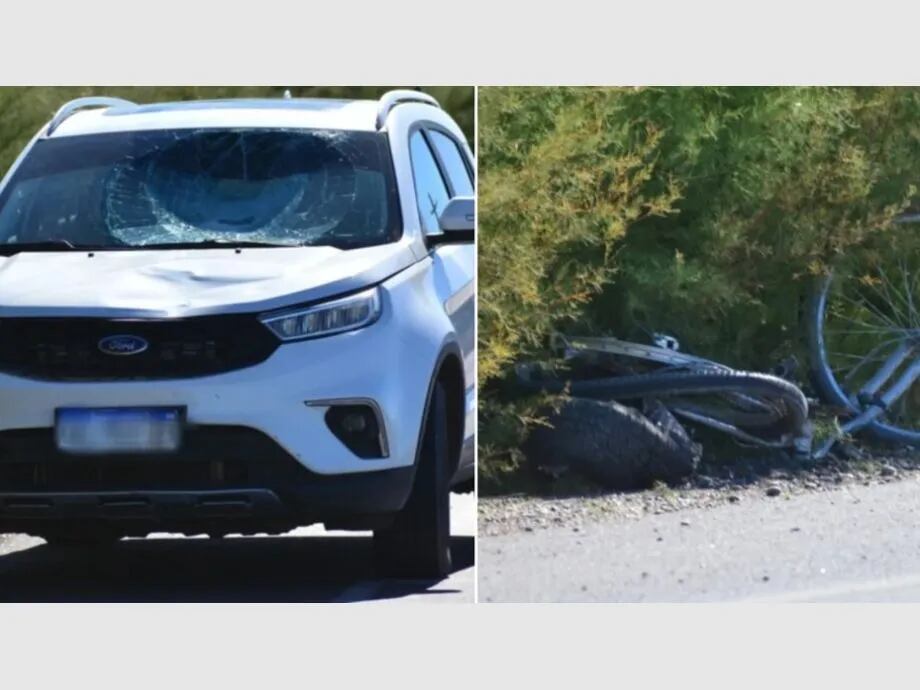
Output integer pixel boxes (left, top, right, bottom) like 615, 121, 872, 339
55, 407, 183, 454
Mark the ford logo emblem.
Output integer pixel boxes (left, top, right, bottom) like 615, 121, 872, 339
98, 335, 149, 356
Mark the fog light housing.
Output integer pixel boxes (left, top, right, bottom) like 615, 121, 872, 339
312, 400, 389, 459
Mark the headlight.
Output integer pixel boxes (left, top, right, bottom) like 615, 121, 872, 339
260, 287, 382, 341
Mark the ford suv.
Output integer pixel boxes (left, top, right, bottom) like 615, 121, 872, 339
0, 90, 475, 577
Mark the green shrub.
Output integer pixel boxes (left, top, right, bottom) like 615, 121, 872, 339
479, 86, 920, 486
478, 87, 681, 479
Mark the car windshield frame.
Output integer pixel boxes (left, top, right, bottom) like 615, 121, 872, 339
0, 127, 403, 252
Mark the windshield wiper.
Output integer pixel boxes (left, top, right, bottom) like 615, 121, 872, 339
0, 240, 101, 255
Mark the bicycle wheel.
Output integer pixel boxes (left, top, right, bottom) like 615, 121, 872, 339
517, 366, 809, 440
555, 334, 788, 429
523, 397, 700, 489
807, 253, 920, 445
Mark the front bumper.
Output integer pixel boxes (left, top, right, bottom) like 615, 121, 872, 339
0, 425, 417, 534
0, 310, 437, 476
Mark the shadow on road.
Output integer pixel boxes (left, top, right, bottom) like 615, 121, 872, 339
0, 534, 474, 603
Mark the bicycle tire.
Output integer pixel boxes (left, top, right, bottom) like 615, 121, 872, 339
665, 398, 787, 430
518, 368, 809, 436
523, 397, 700, 489
806, 273, 920, 445
560, 338, 787, 429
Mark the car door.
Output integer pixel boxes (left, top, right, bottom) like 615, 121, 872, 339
408, 127, 476, 462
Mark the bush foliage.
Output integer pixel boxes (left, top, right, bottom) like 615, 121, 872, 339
479, 86, 920, 482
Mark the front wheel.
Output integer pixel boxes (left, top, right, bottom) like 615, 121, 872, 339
524, 397, 700, 489
806, 260, 920, 446
374, 381, 452, 579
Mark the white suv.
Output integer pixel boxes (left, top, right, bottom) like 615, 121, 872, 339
0, 90, 475, 577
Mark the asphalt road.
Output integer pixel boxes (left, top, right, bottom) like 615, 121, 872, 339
0, 493, 474, 603
479, 477, 920, 602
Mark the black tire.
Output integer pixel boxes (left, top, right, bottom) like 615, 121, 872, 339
806, 273, 920, 446
452, 478, 474, 494
374, 381, 452, 579
520, 368, 809, 437
524, 397, 701, 490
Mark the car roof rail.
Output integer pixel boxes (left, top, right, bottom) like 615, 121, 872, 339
46, 96, 137, 136
375, 90, 440, 130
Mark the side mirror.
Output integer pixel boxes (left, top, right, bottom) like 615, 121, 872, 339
432, 196, 475, 244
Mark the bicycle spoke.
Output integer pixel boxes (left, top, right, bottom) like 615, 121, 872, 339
828, 350, 888, 361
829, 300, 896, 330
825, 326, 908, 336
877, 265, 913, 327
838, 285, 903, 331
831, 304, 915, 334
826, 298, 910, 335
831, 337, 905, 385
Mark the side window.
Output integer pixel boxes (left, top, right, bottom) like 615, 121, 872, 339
409, 130, 450, 234
428, 130, 474, 196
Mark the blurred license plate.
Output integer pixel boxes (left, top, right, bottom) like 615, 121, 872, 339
55, 408, 182, 454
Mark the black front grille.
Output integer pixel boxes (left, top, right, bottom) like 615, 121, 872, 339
0, 315, 280, 380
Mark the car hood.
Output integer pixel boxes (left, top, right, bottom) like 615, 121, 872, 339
0, 242, 417, 318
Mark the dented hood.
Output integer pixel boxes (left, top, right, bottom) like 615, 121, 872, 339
0, 242, 417, 318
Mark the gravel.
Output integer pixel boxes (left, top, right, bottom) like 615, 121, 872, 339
479, 450, 920, 537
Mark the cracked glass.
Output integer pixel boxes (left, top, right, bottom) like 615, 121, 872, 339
0, 128, 401, 250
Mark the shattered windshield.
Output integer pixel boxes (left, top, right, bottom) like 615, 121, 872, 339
0, 128, 400, 249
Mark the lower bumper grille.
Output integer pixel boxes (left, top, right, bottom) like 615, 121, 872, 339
0, 426, 308, 492
0, 489, 285, 520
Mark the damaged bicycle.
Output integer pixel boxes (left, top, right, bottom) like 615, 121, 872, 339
516, 217, 920, 488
